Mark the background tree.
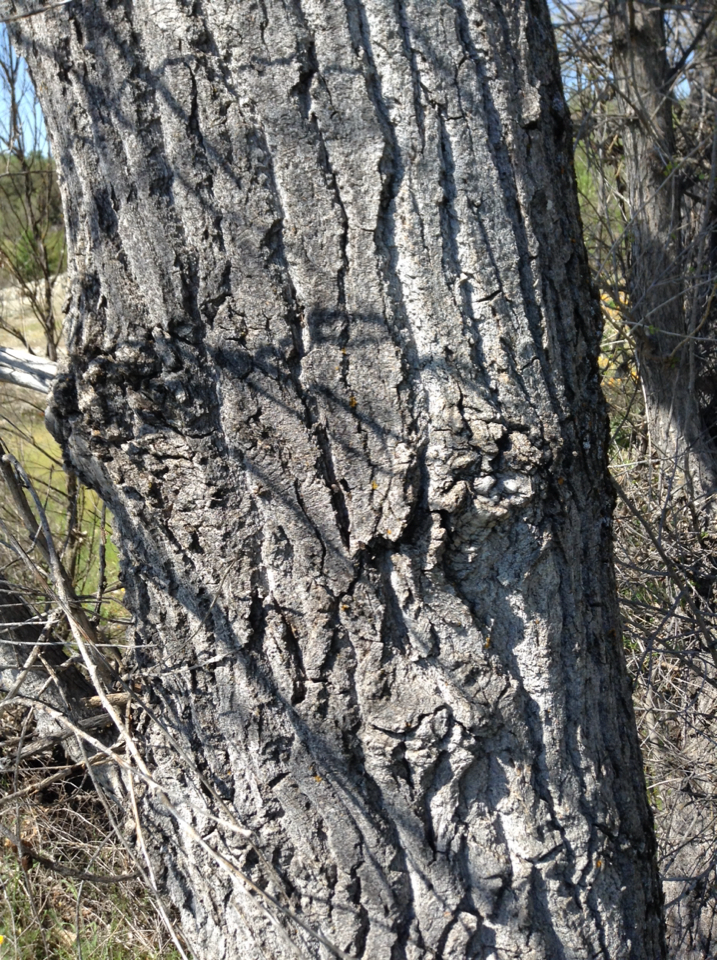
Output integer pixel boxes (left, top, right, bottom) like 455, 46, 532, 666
607, 0, 717, 508
0, 26, 64, 361
553, 3, 717, 957
554, 0, 717, 501
11, 1, 665, 958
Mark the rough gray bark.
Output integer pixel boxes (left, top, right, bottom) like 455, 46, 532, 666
14, 0, 664, 956
608, 0, 717, 507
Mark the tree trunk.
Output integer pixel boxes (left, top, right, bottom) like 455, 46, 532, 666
15, 1, 664, 956
609, 0, 717, 508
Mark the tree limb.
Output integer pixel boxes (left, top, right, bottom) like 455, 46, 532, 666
0, 346, 55, 393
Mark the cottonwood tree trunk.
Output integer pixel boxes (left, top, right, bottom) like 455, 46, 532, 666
14, 1, 664, 956
609, 0, 717, 508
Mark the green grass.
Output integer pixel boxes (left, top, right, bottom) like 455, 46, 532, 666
0, 381, 124, 639
0, 854, 182, 959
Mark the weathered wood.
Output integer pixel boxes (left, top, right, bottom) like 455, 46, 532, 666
0, 346, 56, 392
14, 0, 664, 956
0, 576, 97, 749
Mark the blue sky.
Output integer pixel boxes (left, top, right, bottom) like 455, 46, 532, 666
0, 24, 49, 156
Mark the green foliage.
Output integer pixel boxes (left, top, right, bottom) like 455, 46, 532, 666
0, 152, 65, 286
0, 386, 125, 652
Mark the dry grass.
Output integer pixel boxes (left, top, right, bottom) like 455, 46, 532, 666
0, 766, 181, 960
0, 357, 185, 959
604, 343, 717, 956
0, 277, 68, 356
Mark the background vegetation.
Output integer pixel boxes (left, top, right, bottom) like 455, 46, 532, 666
554, 2, 717, 954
